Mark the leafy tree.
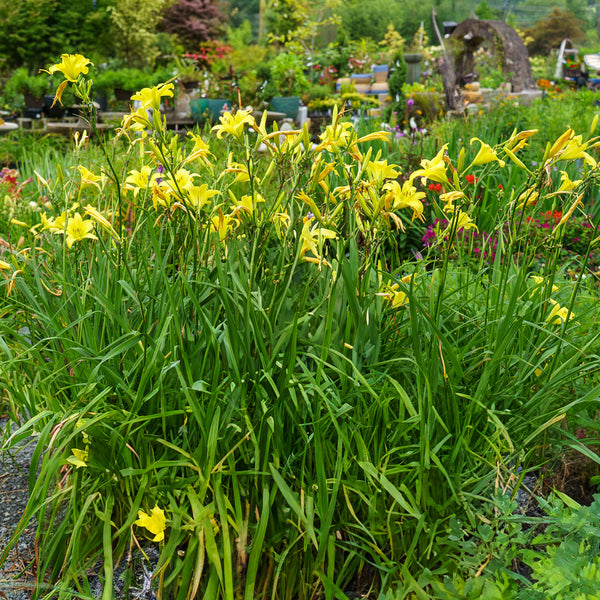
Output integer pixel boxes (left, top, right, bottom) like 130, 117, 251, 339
475, 1, 502, 20
48, 0, 115, 61
228, 0, 260, 35
525, 8, 585, 56
0, 0, 58, 70
108, 0, 167, 67
160, 0, 224, 50
339, 0, 400, 42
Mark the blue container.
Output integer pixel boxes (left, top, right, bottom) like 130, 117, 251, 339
269, 96, 300, 119
190, 98, 231, 124
190, 98, 209, 123
206, 98, 231, 122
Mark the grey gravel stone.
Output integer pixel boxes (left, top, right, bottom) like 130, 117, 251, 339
1, 418, 159, 599
0, 418, 37, 600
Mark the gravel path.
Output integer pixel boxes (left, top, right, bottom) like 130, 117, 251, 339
1, 418, 159, 600
0, 418, 38, 600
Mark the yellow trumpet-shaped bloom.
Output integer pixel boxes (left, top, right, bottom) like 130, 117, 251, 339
557, 135, 596, 167
135, 505, 167, 543
383, 179, 426, 222
77, 165, 104, 189
230, 193, 265, 217
314, 107, 354, 152
121, 106, 153, 132
446, 211, 478, 233
546, 129, 574, 161
367, 159, 401, 184
131, 83, 174, 111
546, 299, 572, 326
43, 54, 92, 82
210, 210, 238, 241
164, 168, 197, 196
65, 213, 97, 248
530, 275, 559, 293
384, 274, 417, 308
412, 144, 449, 185
439, 190, 465, 214
124, 166, 155, 197
185, 184, 220, 211
186, 132, 213, 165
516, 188, 539, 210
299, 218, 337, 261
40, 211, 67, 233
212, 110, 255, 140
468, 138, 505, 168
66, 447, 88, 468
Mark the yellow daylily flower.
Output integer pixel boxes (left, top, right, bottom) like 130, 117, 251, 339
164, 168, 197, 197
383, 274, 416, 308
151, 180, 174, 210
65, 213, 97, 248
468, 138, 505, 168
546, 129, 574, 161
546, 299, 572, 326
299, 218, 337, 260
383, 179, 426, 222
131, 83, 174, 111
222, 154, 251, 183
212, 110, 255, 140
135, 504, 167, 542
412, 144, 449, 185
546, 171, 582, 197
43, 54, 92, 82
313, 107, 355, 152
40, 211, 67, 234
516, 189, 539, 210
557, 171, 581, 193
185, 184, 220, 211
66, 447, 88, 468
77, 165, 104, 189
439, 190, 465, 213
557, 135, 596, 167
230, 193, 265, 217
186, 132, 213, 165
0, 259, 11, 270
121, 106, 153, 132
367, 159, 401, 184
210, 210, 238, 241
124, 166, 154, 196
505, 129, 538, 152
447, 211, 478, 233
530, 275, 558, 296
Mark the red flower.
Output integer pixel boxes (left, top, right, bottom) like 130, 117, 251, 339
465, 174, 478, 184
428, 183, 442, 193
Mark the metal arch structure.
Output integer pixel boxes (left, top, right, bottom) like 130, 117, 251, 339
449, 19, 537, 93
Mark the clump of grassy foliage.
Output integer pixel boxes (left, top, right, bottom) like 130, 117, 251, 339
1, 61, 600, 600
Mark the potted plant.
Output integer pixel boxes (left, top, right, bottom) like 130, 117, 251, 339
174, 55, 202, 91
95, 68, 155, 106
5, 68, 48, 111
264, 53, 309, 119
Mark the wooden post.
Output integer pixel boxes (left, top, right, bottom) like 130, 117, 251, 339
432, 8, 463, 112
